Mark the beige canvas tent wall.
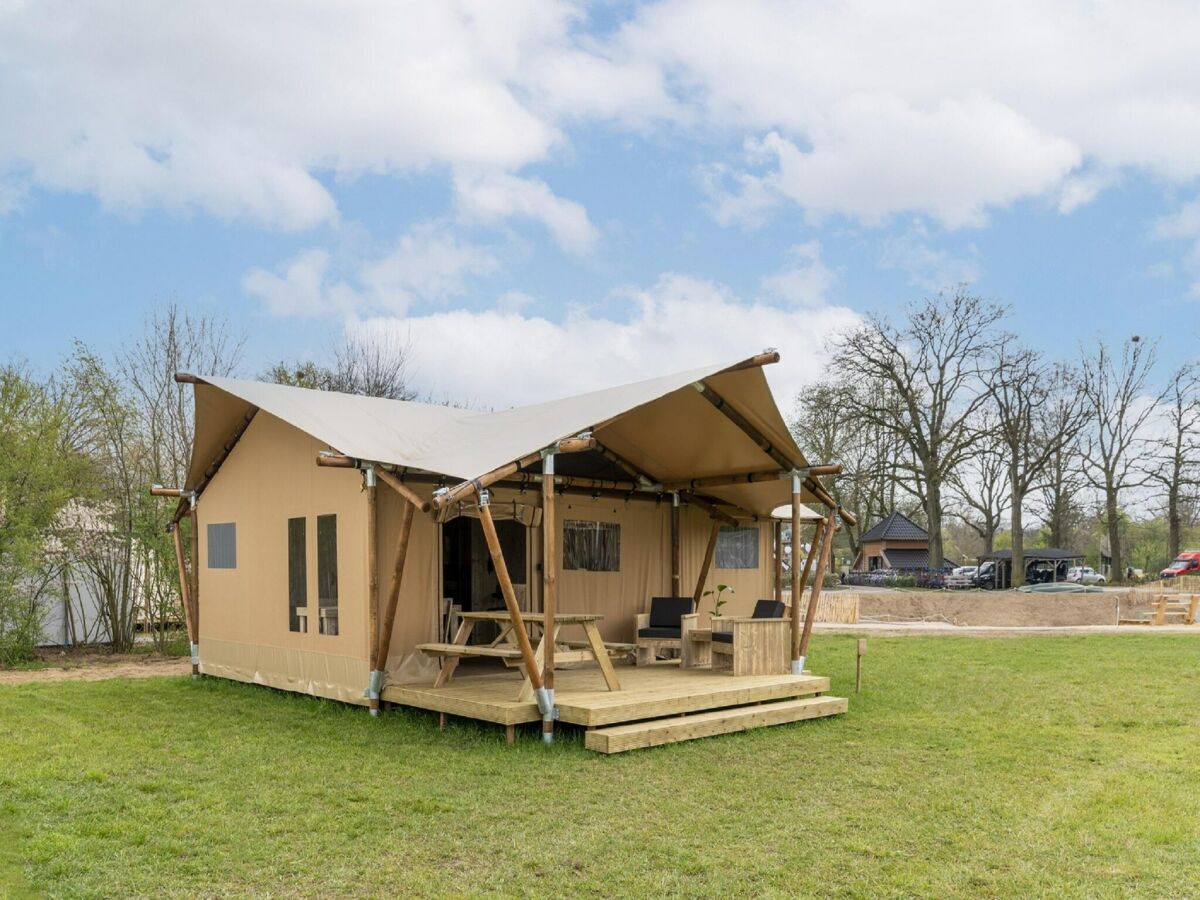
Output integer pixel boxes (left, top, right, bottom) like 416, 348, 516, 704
160, 352, 849, 712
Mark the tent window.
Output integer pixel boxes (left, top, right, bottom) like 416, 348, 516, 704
563, 520, 620, 572
287, 517, 307, 633
716, 526, 759, 569
207, 523, 237, 569
317, 514, 339, 635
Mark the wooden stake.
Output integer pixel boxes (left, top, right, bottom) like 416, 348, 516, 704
799, 513, 837, 662
375, 499, 416, 676
478, 503, 542, 692
693, 520, 722, 609
856, 639, 866, 693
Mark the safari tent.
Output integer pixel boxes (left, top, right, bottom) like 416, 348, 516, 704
154, 351, 853, 751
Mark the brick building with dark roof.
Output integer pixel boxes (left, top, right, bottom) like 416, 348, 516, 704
852, 511, 943, 572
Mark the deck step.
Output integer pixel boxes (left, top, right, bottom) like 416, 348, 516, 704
584, 695, 847, 753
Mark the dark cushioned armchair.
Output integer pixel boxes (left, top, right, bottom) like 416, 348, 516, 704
635, 596, 697, 665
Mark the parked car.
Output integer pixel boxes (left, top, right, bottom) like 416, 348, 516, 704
1066, 566, 1106, 585
945, 566, 978, 589
1161, 551, 1200, 579
973, 560, 997, 589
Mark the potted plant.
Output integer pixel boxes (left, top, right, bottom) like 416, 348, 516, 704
702, 583, 734, 617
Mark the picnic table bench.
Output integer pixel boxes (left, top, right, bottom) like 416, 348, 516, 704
418, 611, 623, 699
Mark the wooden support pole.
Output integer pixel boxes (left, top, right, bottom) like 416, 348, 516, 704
478, 502, 542, 693
693, 519, 722, 610
790, 477, 806, 668
773, 520, 783, 603
798, 512, 837, 664
716, 351, 781, 373
856, 639, 866, 693
171, 523, 197, 676
693, 381, 856, 526
373, 498, 416, 692
149, 485, 185, 497
171, 408, 258, 525
592, 441, 659, 485
433, 436, 599, 512
670, 494, 681, 596
365, 470, 380, 713
680, 492, 739, 527
376, 468, 432, 513
542, 453, 557, 743
189, 508, 200, 655
661, 464, 842, 492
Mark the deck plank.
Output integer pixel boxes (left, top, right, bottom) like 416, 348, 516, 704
584, 696, 849, 753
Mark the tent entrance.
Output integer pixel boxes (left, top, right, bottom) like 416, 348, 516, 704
441, 517, 529, 645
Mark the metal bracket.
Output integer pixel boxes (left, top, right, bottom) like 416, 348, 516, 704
792, 656, 805, 675
478, 486, 490, 507
361, 464, 377, 489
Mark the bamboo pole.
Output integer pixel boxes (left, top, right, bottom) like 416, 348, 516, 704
171, 408, 258, 525
660, 464, 842, 492
171, 523, 197, 677
542, 452, 557, 743
477, 501, 543, 699
372, 498, 416, 708
431, 450, 544, 511
692, 381, 856, 526
670, 494, 681, 596
715, 351, 781, 373
679, 492, 739, 527
592, 441, 659, 485
693, 520, 722, 609
798, 513, 838, 665
365, 469, 380, 714
189, 508, 200, 657
773, 520, 783, 603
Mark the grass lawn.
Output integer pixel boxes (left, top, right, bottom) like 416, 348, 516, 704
3, 634, 1200, 897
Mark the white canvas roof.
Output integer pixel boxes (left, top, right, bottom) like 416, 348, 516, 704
186, 356, 824, 517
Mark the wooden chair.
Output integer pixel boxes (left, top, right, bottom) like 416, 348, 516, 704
635, 596, 697, 665
708, 599, 790, 676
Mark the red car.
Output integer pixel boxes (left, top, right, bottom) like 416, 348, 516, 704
1161, 551, 1200, 579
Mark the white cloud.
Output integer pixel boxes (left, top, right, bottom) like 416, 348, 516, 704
0, 1, 605, 233
617, 0, 1200, 225
243, 224, 497, 317
7, 0, 1200, 244
880, 222, 980, 291
1154, 197, 1200, 295
349, 272, 860, 407
453, 171, 598, 255
760, 241, 837, 307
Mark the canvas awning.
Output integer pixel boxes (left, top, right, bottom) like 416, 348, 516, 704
186, 355, 830, 517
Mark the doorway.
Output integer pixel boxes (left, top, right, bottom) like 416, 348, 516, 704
441, 516, 528, 644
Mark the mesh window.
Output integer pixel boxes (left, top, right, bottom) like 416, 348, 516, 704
288, 517, 307, 632
207, 523, 236, 569
563, 520, 620, 572
716, 526, 759, 569
317, 514, 339, 635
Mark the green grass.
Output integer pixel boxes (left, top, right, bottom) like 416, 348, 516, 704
3, 634, 1200, 897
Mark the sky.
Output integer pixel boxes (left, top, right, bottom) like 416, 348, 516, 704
2, 0, 1200, 408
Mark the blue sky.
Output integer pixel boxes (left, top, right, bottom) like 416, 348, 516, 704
2, 1, 1199, 406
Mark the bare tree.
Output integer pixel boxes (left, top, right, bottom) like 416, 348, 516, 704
792, 377, 910, 562
828, 291, 1009, 568
119, 304, 243, 649
1079, 337, 1163, 582
1149, 363, 1200, 561
267, 329, 416, 400
947, 417, 1010, 555
990, 344, 1088, 585
1035, 438, 1088, 550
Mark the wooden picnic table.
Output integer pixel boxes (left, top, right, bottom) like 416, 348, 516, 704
418, 611, 622, 699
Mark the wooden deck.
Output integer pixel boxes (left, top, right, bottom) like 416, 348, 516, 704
382, 662, 846, 750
